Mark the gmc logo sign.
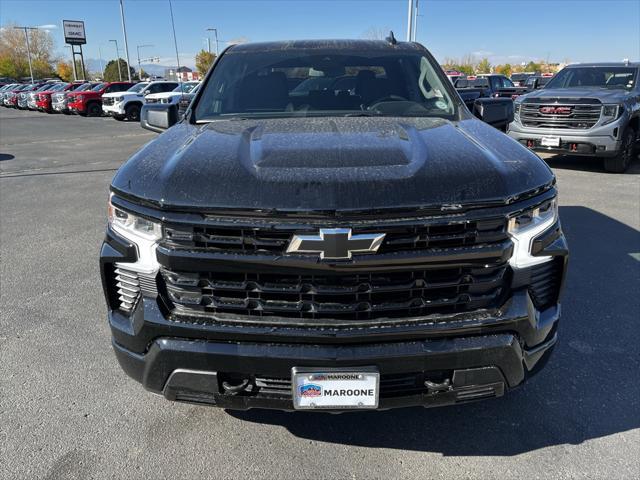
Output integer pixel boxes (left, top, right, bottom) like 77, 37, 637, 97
539, 106, 572, 115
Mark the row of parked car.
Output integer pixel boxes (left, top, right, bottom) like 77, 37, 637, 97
0, 80, 200, 121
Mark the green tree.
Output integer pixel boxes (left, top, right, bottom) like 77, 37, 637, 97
103, 58, 135, 82
494, 63, 512, 77
525, 61, 541, 73
195, 49, 216, 76
476, 58, 492, 74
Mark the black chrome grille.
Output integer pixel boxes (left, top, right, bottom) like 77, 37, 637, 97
163, 218, 507, 255
529, 258, 563, 310
162, 263, 509, 322
520, 103, 601, 129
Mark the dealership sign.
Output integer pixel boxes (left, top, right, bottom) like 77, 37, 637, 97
63, 20, 86, 45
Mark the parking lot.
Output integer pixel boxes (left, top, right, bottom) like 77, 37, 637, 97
1, 108, 639, 479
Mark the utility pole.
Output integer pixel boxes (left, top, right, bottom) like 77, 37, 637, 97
136, 44, 153, 80
119, 0, 132, 81
206, 28, 219, 56
406, 0, 415, 42
109, 39, 122, 81
14, 26, 38, 84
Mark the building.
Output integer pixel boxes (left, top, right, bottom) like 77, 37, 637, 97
164, 66, 201, 82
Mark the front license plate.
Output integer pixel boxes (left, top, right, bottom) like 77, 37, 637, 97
292, 367, 379, 410
541, 136, 561, 147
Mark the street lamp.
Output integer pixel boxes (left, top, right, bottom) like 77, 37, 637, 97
136, 44, 153, 80
206, 28, 219, 56
109, 39, 122, 81
13, 26, 38, 84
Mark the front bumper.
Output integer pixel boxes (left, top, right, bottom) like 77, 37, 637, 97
68, 102, 85, 114
508, 119, 624, 157
101, 220, 567, 411
103, 103, 125, 116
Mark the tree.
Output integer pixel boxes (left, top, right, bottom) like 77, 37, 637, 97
476, 58, 492, 74
56, 61, 73, 81
494, 63, 512, 77
525, 61, 541, 73
103, 58, 135, 82
195, 49, 216, 76
0, 23, 56, 79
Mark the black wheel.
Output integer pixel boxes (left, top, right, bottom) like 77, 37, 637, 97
113, 114, 125, 121
125, 103, 141, 122
604, 128, 635, 173
86, 102, 102, 117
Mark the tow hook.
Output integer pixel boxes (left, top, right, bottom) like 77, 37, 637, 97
424, 378, 452, 394
221, 378, 252, 395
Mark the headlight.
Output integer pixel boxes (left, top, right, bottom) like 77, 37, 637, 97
508, 197, 558, 268
108, 197, 161, 241
114, 96, 124, 102
601, 104, 623, 125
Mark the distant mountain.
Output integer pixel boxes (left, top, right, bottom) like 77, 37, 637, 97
81, 58, 178, 77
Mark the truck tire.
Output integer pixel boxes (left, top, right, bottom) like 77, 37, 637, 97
113, 114, 125, 121
125, 103, 141, 122
603, 128, 635, 173
86, 102, 102, 117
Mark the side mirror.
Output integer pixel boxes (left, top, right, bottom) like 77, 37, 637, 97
142, 90, 150, 96
472, 98, 514, 130
140, 103, 178, 133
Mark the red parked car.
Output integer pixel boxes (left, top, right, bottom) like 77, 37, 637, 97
36, 82, 85, 113
67, 81, 135, 116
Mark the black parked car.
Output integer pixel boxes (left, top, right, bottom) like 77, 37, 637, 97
101, 39, 567, 412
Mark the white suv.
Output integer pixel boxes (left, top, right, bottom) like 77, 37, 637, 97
102, 81, 179, 121
144, 81, 200, 105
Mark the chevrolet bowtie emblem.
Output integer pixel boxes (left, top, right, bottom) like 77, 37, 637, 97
286, 228, 386, 260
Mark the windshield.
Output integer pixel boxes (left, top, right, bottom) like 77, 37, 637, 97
127, 83, 148, 93
173, 82, 198, 93
545, 66, 637, 90
194, 48, 457, 120
91, 83, 107, 91
76, 83, 95, 92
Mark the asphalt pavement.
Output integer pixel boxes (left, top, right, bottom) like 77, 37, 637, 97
1, 108, 639, 480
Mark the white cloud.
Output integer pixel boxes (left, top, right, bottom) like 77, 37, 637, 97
472, 50, 494, 57
37, 24, 58, 30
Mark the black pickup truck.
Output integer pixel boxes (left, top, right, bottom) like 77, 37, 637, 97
455, 74, 514, 106
101, 39, 567, 412
496, 75, 553, 100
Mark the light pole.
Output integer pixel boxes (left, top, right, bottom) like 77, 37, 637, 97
109, 39, 122, 81
136, 44, 153, 80
98, 46, 105, 79
406, 0, 415, 42
119, 0, 132, 81
13, 26, 38, 84
168, 0, 182, 85
206, 28, 219, 56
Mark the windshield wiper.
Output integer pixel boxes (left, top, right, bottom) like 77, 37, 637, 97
343, 111, 383, 117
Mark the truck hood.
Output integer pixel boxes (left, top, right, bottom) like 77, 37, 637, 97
103, 91, 142, 99
523, 87, 632, 103
146, 92, 179, 100
112, 117, 553, 212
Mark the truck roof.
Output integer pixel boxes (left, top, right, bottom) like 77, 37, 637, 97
565, 62, 639, 68
228, 39, 423, 53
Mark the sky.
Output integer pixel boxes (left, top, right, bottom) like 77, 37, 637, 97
1, 0, 639, 71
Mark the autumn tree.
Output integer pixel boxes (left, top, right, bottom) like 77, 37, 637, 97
494, 63, 512, 77
195, 49, 216, 76
56, 61, 74, 81
0, 23, 56, 79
